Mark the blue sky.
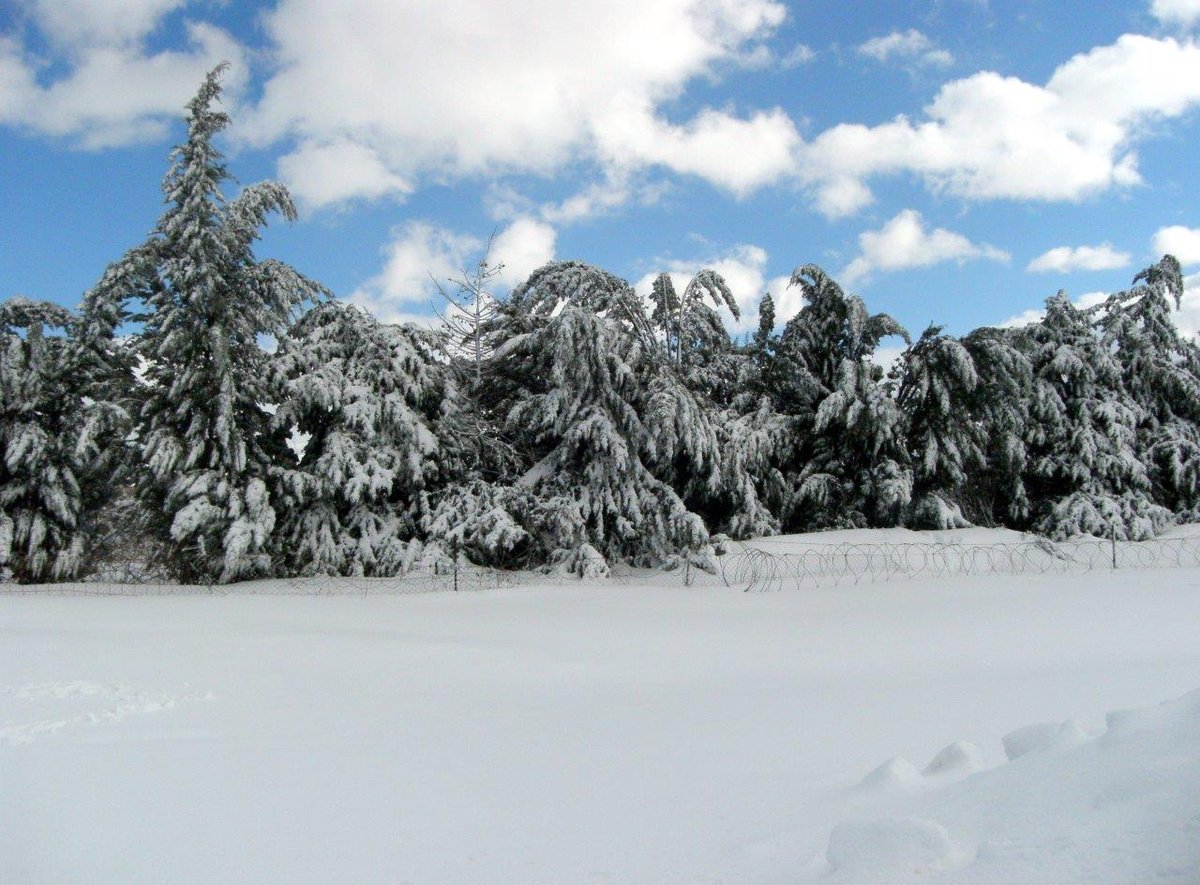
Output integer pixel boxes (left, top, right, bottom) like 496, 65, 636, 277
4, 0, 1200, 352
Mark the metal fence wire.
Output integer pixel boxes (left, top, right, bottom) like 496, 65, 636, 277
5, 532, 1200, 596
720, 534, 1200, 592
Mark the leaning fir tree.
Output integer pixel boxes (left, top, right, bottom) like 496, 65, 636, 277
132, 65, 325, 582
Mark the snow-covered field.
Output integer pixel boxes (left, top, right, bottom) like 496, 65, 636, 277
3, 559, 1200, 883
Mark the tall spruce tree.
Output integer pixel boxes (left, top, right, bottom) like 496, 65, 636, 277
130, 65, 325, 582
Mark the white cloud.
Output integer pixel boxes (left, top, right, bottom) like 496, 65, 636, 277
539, 169, 668, 224
1152, 0, 1200, 26
348, 217, 556, 325
349, 222, 484, 326
246, 0, 796, 208
487, 218, 557, 291
0, 2, 247, 148
781, 44, 816, 67
1177, 272, 1200, 340
1153, 225, 1200, 265
24, 0, 186, 49
871, 344, 907, 373
802, 34, 1200, 217
634, 243, 773, 333
1026, 243, 1131, 273
996, 307, 1047, 329
278, 140, 412, 210
841, 209, 1009, 285
593, 101, 801, 198
857, 29, 954, 67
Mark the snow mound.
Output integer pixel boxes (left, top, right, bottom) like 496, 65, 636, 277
826, 817, 962, 878
856, 742, 985, 796
823, 689, 1200, 883
855, 756, 923, 792
1001, 718, 1089, 760
922, 740, 985, 778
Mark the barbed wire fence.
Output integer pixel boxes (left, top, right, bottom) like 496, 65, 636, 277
5, 531, 1200, 596
719, 533, 1200, 592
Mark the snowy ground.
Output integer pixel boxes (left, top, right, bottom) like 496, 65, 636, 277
3, 559, 1200, 882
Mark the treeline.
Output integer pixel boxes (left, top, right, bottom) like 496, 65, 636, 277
3, 68, 1200, 584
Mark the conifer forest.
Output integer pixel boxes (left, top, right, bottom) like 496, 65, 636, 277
4, 67, 1200, 585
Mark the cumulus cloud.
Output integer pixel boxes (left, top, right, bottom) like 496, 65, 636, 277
245, 0, 797, 210
22, 0, 186, 48
278, 140, 413, 210
1153, 225, 1200, 265
841, 209, 1009, 285
801, 34, 1200, 217
857, 29, 954, 67
1177, 272, 1200, 340
0, 1, 247, 148
1152, 0, 1200, 26
488, 218, 557, 291
348, 222, 484, 326
349, 217, 556, 325
592, 101, 801, 198
1026, 243, 1131, 273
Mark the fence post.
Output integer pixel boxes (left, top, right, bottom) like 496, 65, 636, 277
684, 550, 692, 587
1111, 523, 1117, 571
452, 538, 460, 592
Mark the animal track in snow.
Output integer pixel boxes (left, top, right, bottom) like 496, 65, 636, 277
0, 680, 214, 745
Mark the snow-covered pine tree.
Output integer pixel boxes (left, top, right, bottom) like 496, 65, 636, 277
1100, 255, 1200, 520
893, 325, 982, 528
272, 303, 455, 576
63, 253, 149, 572
432, 246, 519, 482
499, 260, 658, 349
704, 290, 790, 539
774, 265, 912, 530
1021, 292, 1168, 540
438, 261, 712, 573
646, 270, 743, 406
639, 268, 782, 535
0, 299, 126, 581
434, 248, 504, 386
505, 305, 708, 570
959, 326, 1033, 526
131, 65, 326, 583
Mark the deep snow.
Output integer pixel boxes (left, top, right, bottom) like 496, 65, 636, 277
3, 563, 1200, 883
